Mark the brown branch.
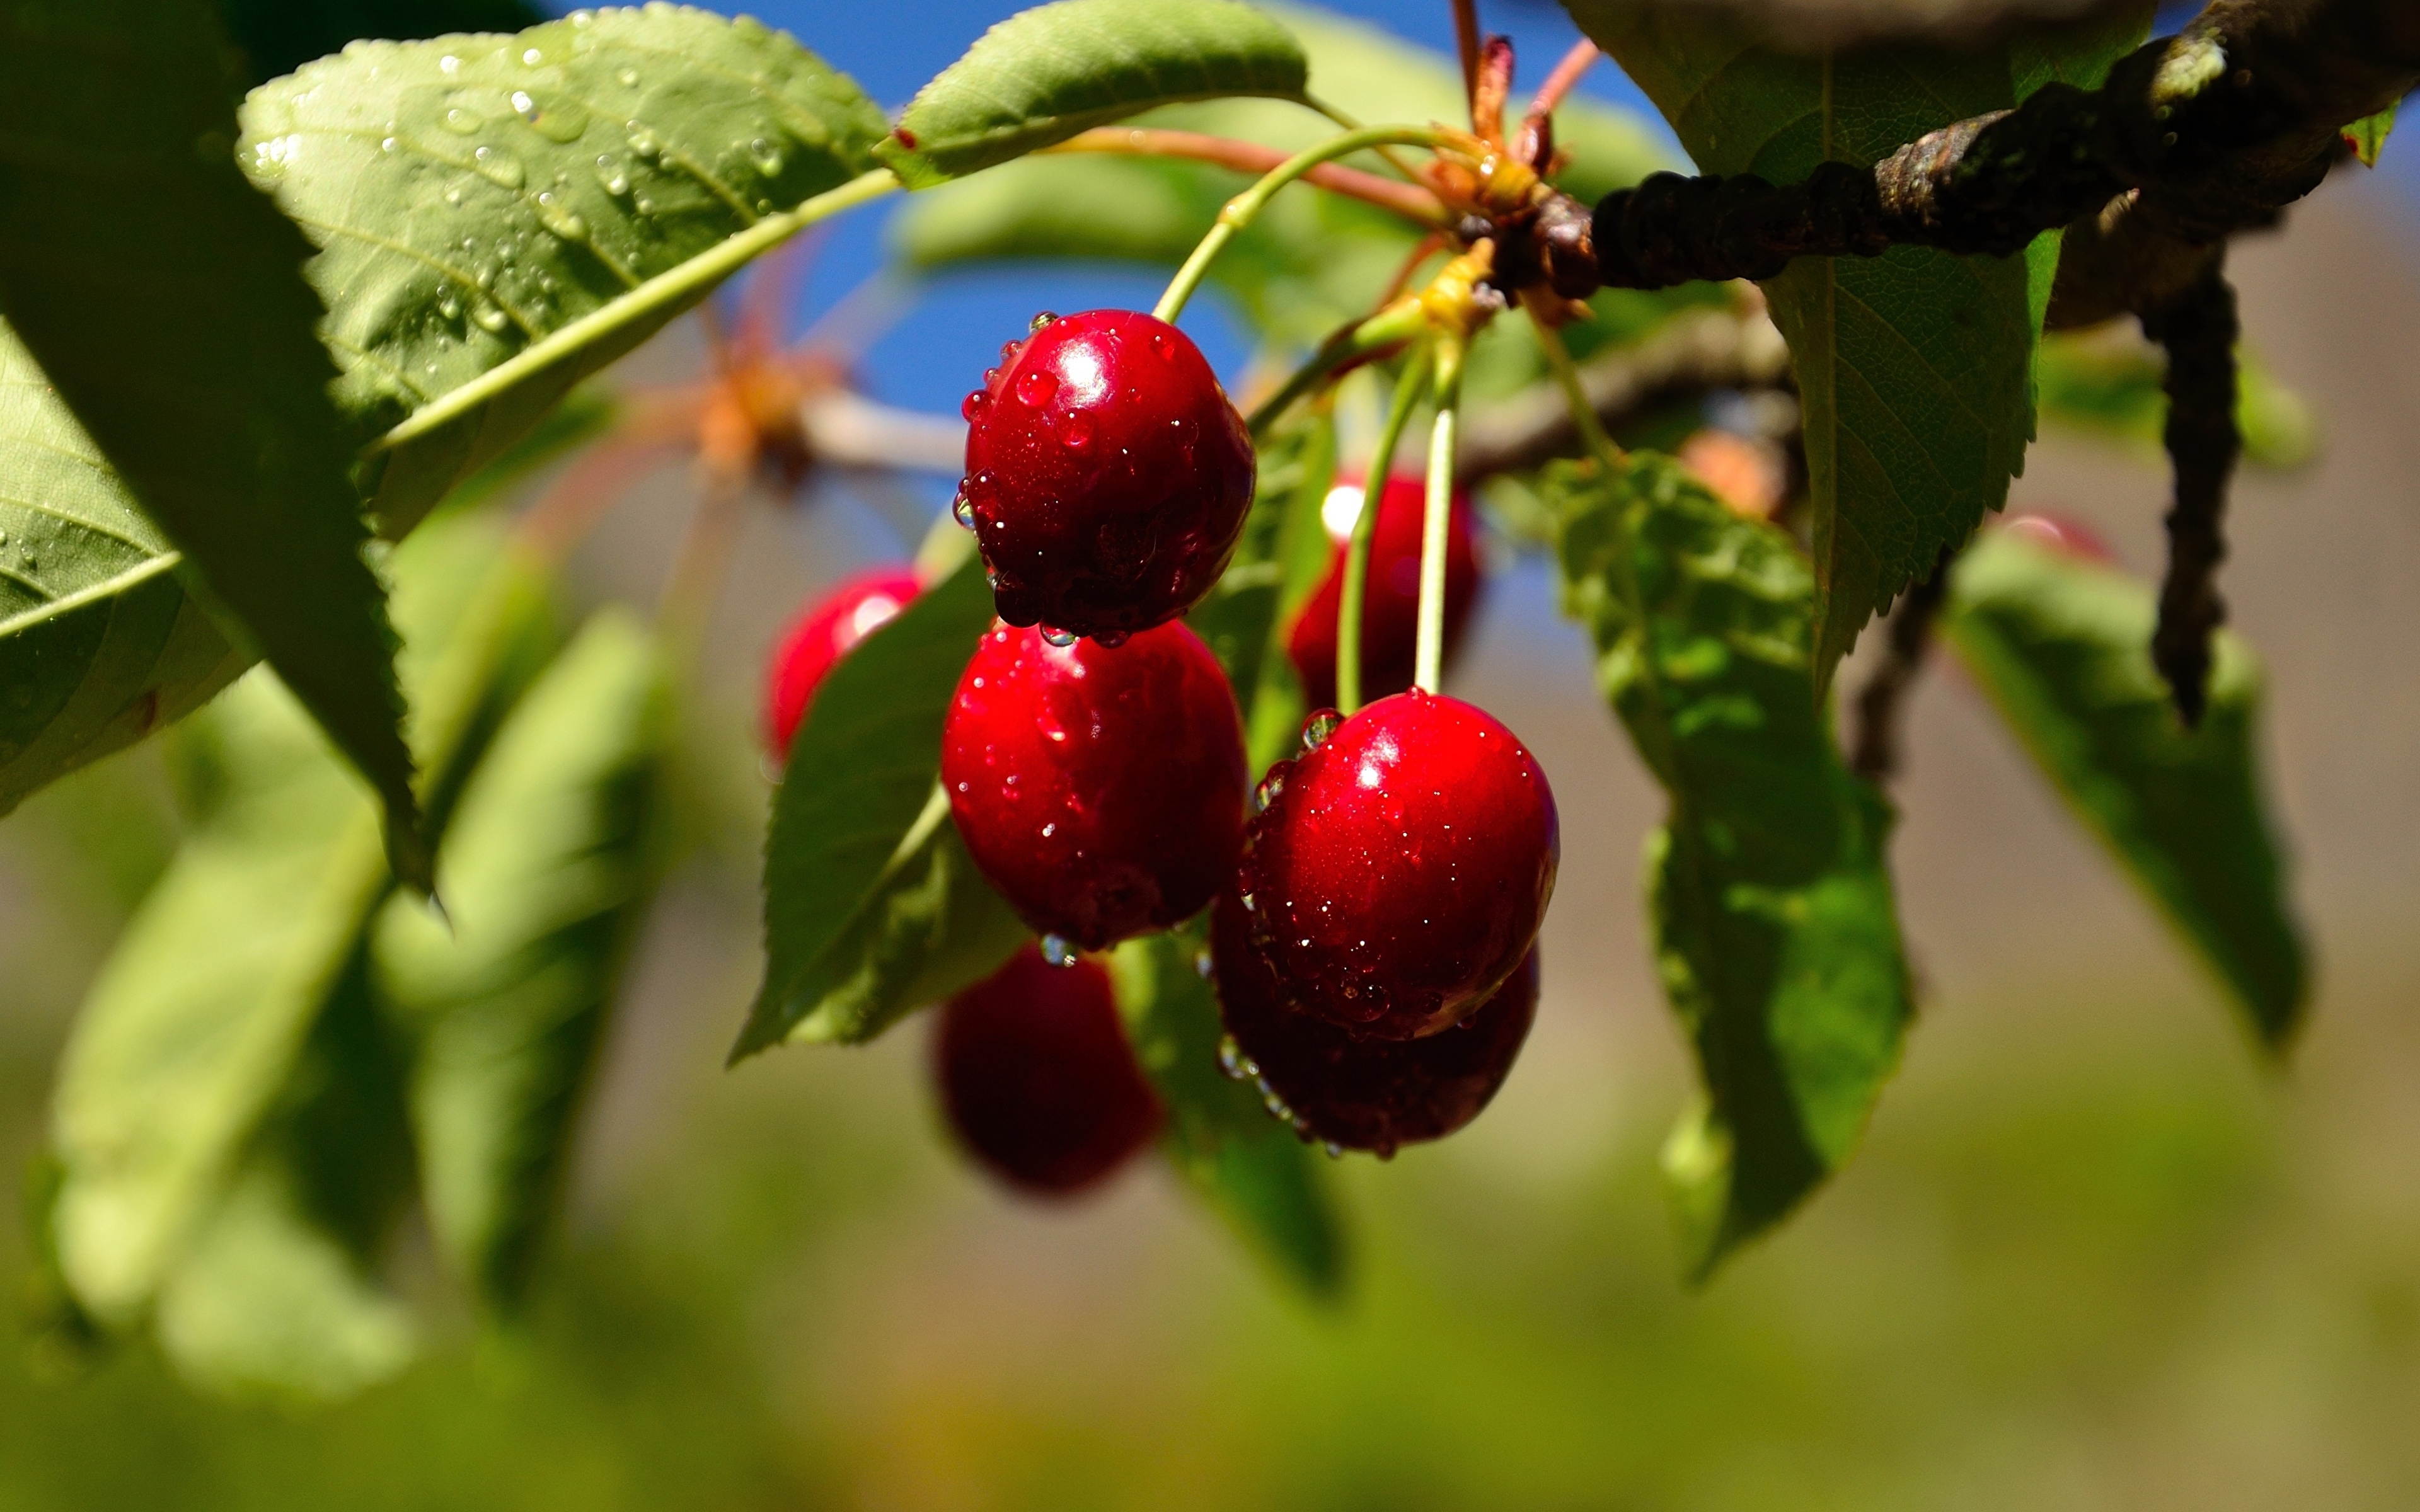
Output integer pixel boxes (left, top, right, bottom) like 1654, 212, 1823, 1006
2143, 259, 2240, 726
1514, 40, 1600, 168
1850, 547, 1956, 783
1047, 127, 1450, 227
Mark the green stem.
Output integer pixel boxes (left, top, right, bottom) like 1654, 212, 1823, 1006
1413, 336, 1466, 695
1532, 314, 1620, 467
1152, 126, 1449, 326
1243, 297, 1429, 440
377, 168, 900, 454
1337, 343, 1434, 714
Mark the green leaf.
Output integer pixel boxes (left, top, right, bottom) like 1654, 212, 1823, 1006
1107, 924, 1344, 1297
737, 555, 1027, 1058
45, 513, 558, 1323
2035, 328, 2317, 470
1940, 527, 2307, 1047
0, 0, 427, 882
1568, 3, 2037, 690
238, 5, 890, 537
877, 0, 1310, 190
372, 609, 672, 1308
0, 321, 251, 817
2344, 101, 2397, 168
1548, 450, 1912, 1277
1187, 409, 1335, 704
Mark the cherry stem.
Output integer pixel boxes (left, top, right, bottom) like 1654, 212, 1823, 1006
1413, 337, 1467, 697
1243, 295, 1431, 439
1525, 40, 1600, 127
1050, 127, 1449, 227
1337, 342, 1435, 715
1531, 314, 1621, 467
656, 468, 749, 666
1453, 0, 1482, 104
1152, 125, 1452, 326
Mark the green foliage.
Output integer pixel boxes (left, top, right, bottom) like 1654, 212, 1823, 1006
1187, 410, 1336, 736
877, 0, 1310, 189
2344, 101, 2397, 168
2036, 329, 2318, 469
374, 610, 673, 1309
1550, 450, 1911, 1276
1941, 528, 2307, 1048
238, 5, 889, 537
738, 557, 1025, 1058
1107, 925, 1345, 1297
0, 324, 251, 820
0, 0, 426, 884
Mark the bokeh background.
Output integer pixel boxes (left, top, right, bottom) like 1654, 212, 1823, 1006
6, 2, 2420, 1507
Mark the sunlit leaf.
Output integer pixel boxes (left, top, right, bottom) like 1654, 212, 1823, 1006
1941, 527, 2307, 1048
878, 0, 1309, 190
1549, 450, 1911, 1277
2343, 101, 2397, 168
1107, 924, 1345, 1297
238, 5, 889, 537
0, 0, 425, 880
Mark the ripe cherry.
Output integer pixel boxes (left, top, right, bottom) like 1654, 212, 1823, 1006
933, 944, 1163, 1196
1287, 473, 1481, 711
1211, 893, 1535, 1155
2002, 510, 2118, 564
1238, 689, 1558, 1040
959, 309, 1255, 639
763, 566, 921, 756
943, 618, 1248, 951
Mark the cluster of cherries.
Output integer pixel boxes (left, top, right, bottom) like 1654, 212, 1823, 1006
766, 310, 1558, 1196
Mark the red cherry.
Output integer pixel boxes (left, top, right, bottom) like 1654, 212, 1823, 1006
2002, 510, 2118, 564
943, 618, 1248, 950
1286, 473, 1482, 711
1210, 893, 1535, 1155
959, 309, 1255, 639
763, 567, 921, 756
934, 945, 1163, 1196
1237, 689, 1557, 1040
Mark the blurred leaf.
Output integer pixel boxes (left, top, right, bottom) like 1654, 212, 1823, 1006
1941, 527, 2307, 1048
238, 7, 888, 537
44, 514, 558, 1324
1107, 924, 1344, 1297
738, 555, 1025, 1058
373, 610, 672, 1309
219, 0, 544, 86
441, 384, 624, 515
1188, 409, 1335, 717
0, 0, 425, 883
1550, 450, 1912, 1277
1571, 3, 2036, 690
877, 0, 1309, 190
0, 323, 251, 819
2036, 328, 2316, 470
2344, 102, 2397, 168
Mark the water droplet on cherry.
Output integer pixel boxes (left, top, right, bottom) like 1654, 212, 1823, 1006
1030, 310, 1059, 331
1040, 934, 1080, 968
1015, 369, 1059, 407
1040, 626, 1079, 648
961, 389, 988, 421
1301, 709, 1342, 752
1061, 411, 1094, 449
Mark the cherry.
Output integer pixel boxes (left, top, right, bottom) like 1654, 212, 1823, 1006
958, 309, 1255, 639
1286, 473, 1482, 711
933, 944, 1163, 1196
2002, 510, 2118, 564
1210, 893, 1535, 1155
763, 566, 921, 757
1237, 689, 1557, 1040
943, 617, 1248, 951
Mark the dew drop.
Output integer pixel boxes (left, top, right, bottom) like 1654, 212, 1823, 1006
1091, 629, 1127, 648
1323, 1142, 1346, 1160
625, 122, 662, 158
1300, 709, 1342, 751
1252, 770, 1284, 813
522, 46, 544, 64
1059, 411, 1094, 450
747, 136, 783, 175
381, 135, 400, 152
471, 301, 510, 333
960, 389, 988, 422
1014, 369, 1059, 408
633, 195, 655, 214
594, 153, 630, 195
534, 190, 587, 241
1040, 626, 1078, 648
1216, 1035, 1252, 1080
1194, 949, 1214, 980
1040, 934, 1080, 968
0, 530, 9, 546
1150, 329, 1175, 358
437, 292, 462, 319
441, 106, 481, 135
618, 67, 640, 87
999, 340, 1023, 364
1029, 309, 1059, 332
1238, 891, 1255, 913
471, 144, 525, 188
952, 490, 976, 529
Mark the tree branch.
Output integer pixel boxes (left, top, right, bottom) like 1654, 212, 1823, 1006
1850, 547, 1955, 782
2143, 259, 2240, 726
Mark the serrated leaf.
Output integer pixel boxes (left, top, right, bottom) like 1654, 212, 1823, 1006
0, 0, 426, 882
372, 609, 672, 1308
1548, 450, 1911, 1277
2344, 101, 2397, 168
45, 514, 558, 1322
1941, 527, 2307, 1047
877, 0, 1309, 190
1107, 924, 1344, 1297
238, 4, 889, 537
738, 554, 1027, 1058
1569, 3, 2038, 690
2036, 328, 2317, 470
0, 321, 251, 816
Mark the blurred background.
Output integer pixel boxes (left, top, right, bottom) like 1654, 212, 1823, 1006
7, 1, 2420, 1507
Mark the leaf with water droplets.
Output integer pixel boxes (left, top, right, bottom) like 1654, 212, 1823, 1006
0, 0, 429, 882
238, 4, 889, 538
878, 0, 1310, 190
737, 554, 1028, 1060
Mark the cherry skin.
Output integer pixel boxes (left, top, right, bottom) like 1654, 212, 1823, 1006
959, 309, 1255, 639
763, 566, 921, 757
933, 944, 1163, 1196
1238, 689, 1558, 1040
943, 618, 1248, 951
2002, 510, 2118, 564
1211, 893, 1535, 1156
1287, 473, 1482, 711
